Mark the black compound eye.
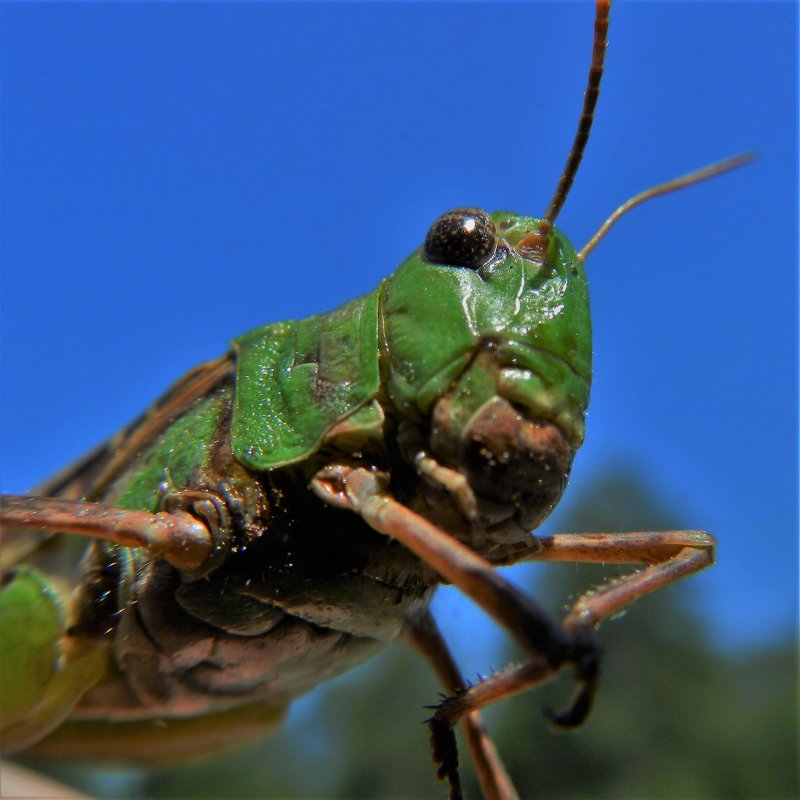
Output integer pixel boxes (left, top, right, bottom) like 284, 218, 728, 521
423, 208, 497, 270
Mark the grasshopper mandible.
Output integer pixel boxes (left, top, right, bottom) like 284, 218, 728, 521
1, 2, 749, 797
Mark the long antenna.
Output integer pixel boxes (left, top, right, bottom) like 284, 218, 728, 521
518, 0, 610, 260
577, 152, 754, 262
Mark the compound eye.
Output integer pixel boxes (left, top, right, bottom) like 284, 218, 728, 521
423, 208, 497, 270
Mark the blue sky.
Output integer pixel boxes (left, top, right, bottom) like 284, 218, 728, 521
1, 1, 796, 668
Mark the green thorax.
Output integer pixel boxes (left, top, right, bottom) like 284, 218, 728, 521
231, 292, 381, 469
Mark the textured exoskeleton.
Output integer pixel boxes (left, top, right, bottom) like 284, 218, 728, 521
2, 214, 590, 753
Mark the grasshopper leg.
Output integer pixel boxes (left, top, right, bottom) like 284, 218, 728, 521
428, 530, 715, 732
0, 494, 217, 573
311, 466, 599, 785
312, 465, 594, 664
312, 468, 714, 783
405, 609, 520, 800
531, 530, 716, 631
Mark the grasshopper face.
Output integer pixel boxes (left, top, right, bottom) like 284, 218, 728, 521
380, 209, 592, 550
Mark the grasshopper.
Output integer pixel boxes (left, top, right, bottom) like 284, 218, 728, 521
1, 1, 750, 797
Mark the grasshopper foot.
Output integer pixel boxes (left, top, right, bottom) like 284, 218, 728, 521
547, 624, 601, 730
428, 715, 463, 800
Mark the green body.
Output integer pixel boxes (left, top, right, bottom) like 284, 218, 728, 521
232, 213, 590, 468
0, 211, 592, 758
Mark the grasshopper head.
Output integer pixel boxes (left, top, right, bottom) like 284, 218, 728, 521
380, 208, 591, 551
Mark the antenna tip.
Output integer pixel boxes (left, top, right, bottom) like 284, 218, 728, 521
713, 151, 757, 172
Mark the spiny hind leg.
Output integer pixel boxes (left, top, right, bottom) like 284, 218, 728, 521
404, 609, 520, 800
532, 530, 716, 629
428, 530, 715, 731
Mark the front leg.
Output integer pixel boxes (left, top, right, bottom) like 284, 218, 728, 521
427, 529, 715, 732
311, 464, 600, 792
532, 530, 715, 634
311, 465, 597, 669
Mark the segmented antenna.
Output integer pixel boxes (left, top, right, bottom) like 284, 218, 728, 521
577, 152, 754, 262
519, 0, 610, 260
